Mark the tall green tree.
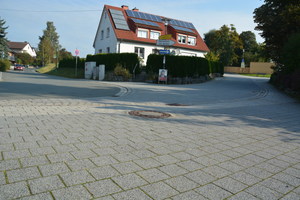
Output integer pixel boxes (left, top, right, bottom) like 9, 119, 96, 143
0, 18, 9, 59
37, 21, 61, 65
204, 24, 243, 66
254, 0, 300, 64
240, 31, 258, 53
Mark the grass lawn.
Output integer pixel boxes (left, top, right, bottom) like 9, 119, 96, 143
36, 64, 84, 79
239, 73, 271, 78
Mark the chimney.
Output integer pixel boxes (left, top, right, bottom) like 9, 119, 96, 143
132, 7, 139, 11
121, 5, 129, 10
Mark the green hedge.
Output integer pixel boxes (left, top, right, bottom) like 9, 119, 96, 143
146, 54, 223, 77
58, 57, 85, 69
86, 53, 140, 74
0, 59, 11, 72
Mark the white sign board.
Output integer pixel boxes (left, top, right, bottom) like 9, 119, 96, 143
158, 69, 168, 82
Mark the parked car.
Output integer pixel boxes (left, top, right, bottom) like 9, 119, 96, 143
14, 64, 25, 71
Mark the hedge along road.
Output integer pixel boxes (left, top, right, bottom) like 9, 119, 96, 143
0, 69, 120, 100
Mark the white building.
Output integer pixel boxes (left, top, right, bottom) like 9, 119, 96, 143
8, 41, 37, 57
93, 5, 209, 65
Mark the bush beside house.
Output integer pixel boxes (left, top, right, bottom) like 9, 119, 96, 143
0, 59, 11, 72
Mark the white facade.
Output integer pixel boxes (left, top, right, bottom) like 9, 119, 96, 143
94, 9, 118, 54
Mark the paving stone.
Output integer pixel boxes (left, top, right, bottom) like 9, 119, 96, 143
261, 178, 294, 194
245, 166, 273, 179
89, 165, 120, 180
29, 175, 65, 194
202, 165, 231, 178
113, 188, 152, 200
3, 149, 31, 159
134, 158, 162, 169
230, 171, 262, 186
185, 170, 216, 185
141, 182, 179, 200
85, 179, 122, 198
47, 152, 75, 163
213, 177, 248, 193
0, 172, 6, 185
164, 176, 198, 192
272, 172, 300, 187
227, 191, 260, 200
172, 190, 207, 200
195, 183, 232, 200
0, 181, 30, 200
66, 158, 96, 171
112, 152, 139, 162
18, 192, 54, 200
177, 160, 204, 171
0, 159, 21, 170
52, 185, 92, 200
93, 147, 118, 156
30, 147, 56, 156
112, 173, 148, 190
283, 168, 300, 178
159, 164, 188, 177
60, 170, 95, 186
20, 155, 49, 167
246, 184, 282, 199
112, 161, 143, 174
137, 168, 170, 183
153, 155, 179, 165
7, 167, 41, 183
218, 161, 244, 172
280, 192, 300, 200
193, 156, 219, 167
39, 162, 70, 176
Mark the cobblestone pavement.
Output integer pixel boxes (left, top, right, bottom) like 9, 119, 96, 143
0, 74, 299, 199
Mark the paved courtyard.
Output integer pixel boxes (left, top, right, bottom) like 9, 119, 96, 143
0, 74, 299, 199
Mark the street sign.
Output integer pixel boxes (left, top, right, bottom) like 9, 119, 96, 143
75, 49, 80, 56
159, 50, 170, 55
156, 40, 175, 46
159, 34, 172, 40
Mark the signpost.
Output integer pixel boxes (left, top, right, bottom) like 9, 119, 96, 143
159, 50, 170, 55
75, 49, 79, 77
156, 40, 175, 46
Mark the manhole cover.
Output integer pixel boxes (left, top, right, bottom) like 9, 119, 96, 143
129, 110, 171, 119
166, 103, 189, 106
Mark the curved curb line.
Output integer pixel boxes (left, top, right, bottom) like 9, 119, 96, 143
112, 85, 131, 97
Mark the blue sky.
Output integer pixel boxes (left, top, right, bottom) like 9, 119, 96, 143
0, 0, 264, 57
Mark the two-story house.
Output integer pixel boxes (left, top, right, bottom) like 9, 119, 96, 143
93, 5, 209, 65
8, 41, 37, 58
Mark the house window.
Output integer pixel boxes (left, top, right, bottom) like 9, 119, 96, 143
188, 36, 196, 45
107, 47, 110, 53
137, 29, 148, 38
107, 27, 110, 38
150, 31, 160, 40
178, 35, 187, 44
104, 11, 107, 19
101, 30, 104, 40
98, 49, 102, 53
135, 47, 145, 59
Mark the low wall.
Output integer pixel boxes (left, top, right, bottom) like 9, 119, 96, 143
224, 67, 250, 74
250, 62, 274, 74
224, 62, 275, 74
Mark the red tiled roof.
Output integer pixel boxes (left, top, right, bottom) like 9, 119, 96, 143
103, 5, 209, 52
7, 42, 28, 50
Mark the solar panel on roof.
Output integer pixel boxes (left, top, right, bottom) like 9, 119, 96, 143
125, 10, 162, 22
171, 25, 194, 33
109, 9, 130, 31
170, 19, 195, 29
131, 18, 160, 27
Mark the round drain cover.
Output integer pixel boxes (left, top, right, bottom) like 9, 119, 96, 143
166, 103, 189, 106
129, 110, 171, 119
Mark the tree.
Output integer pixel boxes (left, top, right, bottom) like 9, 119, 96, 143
15, 53, 34, 65
59, 48, 73, 60
37, 21, 61, 65
204, 24, 243, 66
254, 0, 300, 64
240, 31, 258, 53
0, 18, 9, 59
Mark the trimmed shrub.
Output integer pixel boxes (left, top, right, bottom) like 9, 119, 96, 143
0, 59, 11, 72
146, 54, 223, 77
58, 57, 85, 69
114, 64, 132, 80
86, 53, 140, 74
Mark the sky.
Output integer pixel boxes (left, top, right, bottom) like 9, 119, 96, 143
0, 0, 265, 57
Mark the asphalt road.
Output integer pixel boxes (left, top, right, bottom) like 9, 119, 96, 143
0, 69, 120, 100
